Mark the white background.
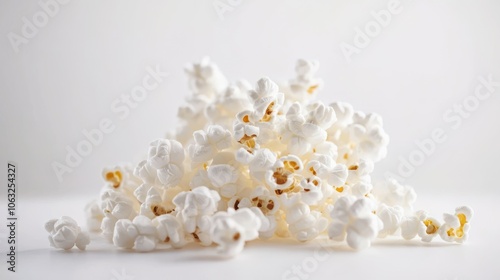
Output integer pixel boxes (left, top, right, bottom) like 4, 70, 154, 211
1, 0, 500, 279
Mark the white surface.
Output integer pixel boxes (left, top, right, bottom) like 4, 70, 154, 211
1, 194, 498, 280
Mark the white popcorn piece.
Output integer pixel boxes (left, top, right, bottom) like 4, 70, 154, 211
376, 204, 404, 238
84, 199, 103, 232
102, 164, 141, 194
265, 155, 303, 193
328, 196, 382, 250
206, 164, 241, 198
286, 59, 324, 102
373, 178, 417, 213
330, 102, 354, 127
400, 210, 441, 242
233, 122, 260, 150
113, 215, 158, 252
175, 95, 212, 145
298, 176, 324, 206
345, 159, 374, 185
307, 102, 336, 130
350, 182, 373, 198
184, 56, 228, 97
306, 155, 348, 187
211, 208, 262, 257
45, 216, 90, 250
439, 206, 473, 243
152, 214, 187, 248
173, 186, 221, 234
281, 194, 328, 242
189, 125, 232, 166
147, 139, 185, 188
228, 186, 280, 239
282, 103, 328, 155
236, 148, 277, 184
249, 77, 283, 104
205, 81, 252, 128
347, 112, 389, 163
139, 187, 174, 219
100, 190, 137, 241
191, 163, 246, 199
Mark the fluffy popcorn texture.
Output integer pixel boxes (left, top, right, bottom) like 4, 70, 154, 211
211, 208, 262, 257
328, 197, 382, 250
45, 216, 90, 250
113, 216, 158, 252
55, 58, 474, 257
100, 190, 137, 240
439, 206, 473, 243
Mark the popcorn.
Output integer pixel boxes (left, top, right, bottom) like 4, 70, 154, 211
373, 178, 417, 213
45, 216, 90, 250
102, 164, 141, 194
205, 81, 252, 128
139, 187, 174, 219
283, 59, 323, 103
84, 199, 103, 232
281, 194, 328, 241
113, 216, 158, 252
305, 155, 348, 187
345, 159, 374, 185
146, 139, 185, 188
100, 190, 137, 240
400, 210, 441, 242
265, 155, 303, 194
328, 196, 382, 249
236, 148, 276, 183
49, 58, 474, 257
439, 206, 473, 243
211, 208, 262, 257
173, 186, 220, 235
347, 112, 389, 162
184, 56, 228, 97
281, 103, 328, 155
153, 214, 187, 248
188, 125, 232, 166
376, 204, 404, 238
298, 176, 324, 205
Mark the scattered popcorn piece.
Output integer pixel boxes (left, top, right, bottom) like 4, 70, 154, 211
45, 216, 90, 250
399, 210, 441, 242
439, 206, 473, 243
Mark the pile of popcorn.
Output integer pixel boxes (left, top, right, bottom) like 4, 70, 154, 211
46, 58, 473, 256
